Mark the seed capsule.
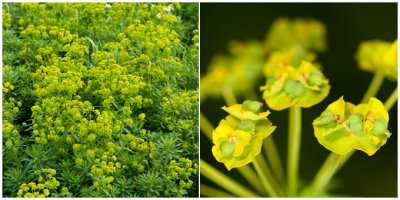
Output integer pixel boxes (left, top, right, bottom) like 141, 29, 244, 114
283, 79, 304, 98
220, 141, 235, 156
236, 120, 256, 132
371, 118, 388, 136
319, 110, 334, 124
308, 70, 324, 86
242, 100, 261, 113
348, 113, 363, 132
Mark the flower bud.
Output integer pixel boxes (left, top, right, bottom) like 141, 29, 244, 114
236, 120, 255, 132
283, 79, 304, 98
219, 141, 235, 156
242, 100, 261, 113
348, 113, 363, 132
319, 110, 334, 124
371, 118, 388, 136
308, 70, 323, 86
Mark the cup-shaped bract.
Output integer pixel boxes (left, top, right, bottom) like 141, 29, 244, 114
313, 96, 391, 156
355, 39, 398, 81
212, 101, 276, 170
261, 61, 330, 111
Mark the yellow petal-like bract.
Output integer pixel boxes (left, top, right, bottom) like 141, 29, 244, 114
313, 97, 391, 156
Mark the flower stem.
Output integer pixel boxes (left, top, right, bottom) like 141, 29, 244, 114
256, 154, 285, 196
263, 136, 285, 185
236, 165, 267, 196
200, 184, 235, 197
200, 159, 259, 197
252, 156, 280, 197
361, 73, 385, 103
384, 87, 397, 111
200, 111, 214, 141
222, 87, 238, 106
287, 106, 302, 196
308, 150, 354, 197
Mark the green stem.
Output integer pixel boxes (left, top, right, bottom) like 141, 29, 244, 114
200, 112, 214, 141
384, 87, 397, 111
200, 184, 235, 197
361, 73, 385, 103
255, 154, 285, 196
200, 159, 259, 197
236, 165, 267, 196
222, 87, 238, 106
263, 136, 285, 185
308, 150, 355, 197
287, 106, 302, 196
252, 157, 279, 197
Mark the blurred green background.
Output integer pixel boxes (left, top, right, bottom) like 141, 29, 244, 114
200, 3, 397, 197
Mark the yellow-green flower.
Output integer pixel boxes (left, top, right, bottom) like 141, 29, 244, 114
355, 39, 398, 80
264, 17, 327, 52
313, 96, 391, 156
261, 61, 330, 111
212, 101, 276, 170
200, 41, 265, 102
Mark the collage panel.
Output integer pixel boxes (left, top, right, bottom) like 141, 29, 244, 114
3, 2, 199, 197
200, 2, 397, 198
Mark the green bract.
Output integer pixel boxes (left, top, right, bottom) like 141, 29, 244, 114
260, 61, 330, 111
313, 96, 391, 156
212, 101, 276, 170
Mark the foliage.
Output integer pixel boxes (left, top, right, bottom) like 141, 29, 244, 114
3, 2, 199, 197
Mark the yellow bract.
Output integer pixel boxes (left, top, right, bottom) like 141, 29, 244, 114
212, 102, 276, 170
261, 61, 330, 111
313, 97, 391, 156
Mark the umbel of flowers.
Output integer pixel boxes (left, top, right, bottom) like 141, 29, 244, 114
212, 100, 276, 170
260, 61, 330, 111
313, 96, 391, 156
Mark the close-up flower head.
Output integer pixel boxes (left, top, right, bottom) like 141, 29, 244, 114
355, 39, 398, 81
212, 100, 276, 170
261, 61, 330, 110
313, 96, 391, 156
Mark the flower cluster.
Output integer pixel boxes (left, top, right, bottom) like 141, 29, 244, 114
3, 2, 198, 197
212, 100, 276, 170
200, 41, 266, 101
264, 17, 327, 52
17, 168, 71, 198
313, 97, 391, 156
355, 39, 397, 81
261, 61, 330, 110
